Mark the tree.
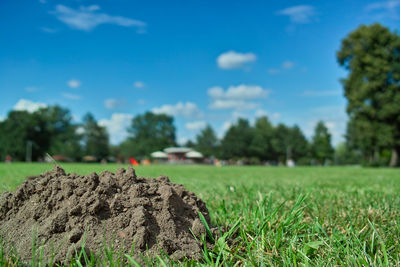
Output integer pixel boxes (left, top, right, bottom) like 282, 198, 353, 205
288, 125, 310, 163
121, 112, 176, 159
82, 113, 109, 160
220, 119, 253, 159
311, 121, 334, 164
37, 106, 83, 161
0, 106, 83, 161
195, 125, 218, 158
335, 142, 362, 165
249, 116, 274, 161
337, 23, 400, 166
0, 110, 38, 161
270, 124, 310, 164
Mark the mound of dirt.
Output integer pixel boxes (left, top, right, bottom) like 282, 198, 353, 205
0, 166, 214, 263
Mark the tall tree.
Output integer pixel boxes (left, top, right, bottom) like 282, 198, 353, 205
121, 112, 176, 159
337, 23, 400, 166
220, 118, 253, 159
249, 116, 274, 161
195, 125, 218, 158
0, 111, 38, 161
0, 106, 82, 161
312, 121, 334, 164
270, 124, 309, 164
82, 113, 109, 160
37, 106, 83, 160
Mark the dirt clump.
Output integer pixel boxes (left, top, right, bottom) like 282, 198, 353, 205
0, 166, 214, 263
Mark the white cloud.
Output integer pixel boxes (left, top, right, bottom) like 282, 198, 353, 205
185, 121, 206, 131
255, 109, 282, 120
152, 102, 203, 118
133, 81, 145, 88
277, 5, 317, 23
13, 99, 47, 113
282, 61, 294, 69
210, 100, 259, 110
51, 5, 147, 32
62, 93, 81, 100
99, 113, 133, 145
67, 79, 81, 88
208, 84, 269, 110
105, 98, 125, 110
0, 116, 4, 122
365, 0, 400, 19
222, 121, 232, 132
217, 51, 257, 69
302, 90, 342, 97
25, 86, 38, 92
208, 85, 269, 100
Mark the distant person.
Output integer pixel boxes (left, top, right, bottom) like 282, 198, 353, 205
5, 155, 12, 163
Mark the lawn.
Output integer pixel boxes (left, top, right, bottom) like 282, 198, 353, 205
1, 163, 400, 266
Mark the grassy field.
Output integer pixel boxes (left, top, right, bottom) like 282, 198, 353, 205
1, 163, 400, 266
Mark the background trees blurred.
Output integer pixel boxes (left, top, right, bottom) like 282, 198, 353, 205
337, 23, 400, 166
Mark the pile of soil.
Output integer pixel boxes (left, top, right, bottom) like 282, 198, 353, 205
0, 166, 214, 263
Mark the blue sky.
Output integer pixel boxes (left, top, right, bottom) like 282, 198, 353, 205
0, 0, 399, 145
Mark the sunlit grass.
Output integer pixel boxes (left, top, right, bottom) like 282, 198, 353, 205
1, 163, 399, 266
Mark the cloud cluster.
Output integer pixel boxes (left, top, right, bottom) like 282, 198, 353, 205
51, 5, 146, 32
67, 79, 81, 89
152, 102, 202, 119
365, 0, 400, 20
185, 121, 206, 131
99, 113, 133, 144
133, 81, 145, 88
208, 84, 269, 110
277, 5, 316, 23
217, 51, 256, 69
255, 109, 281, 119
13, 99, 47, 113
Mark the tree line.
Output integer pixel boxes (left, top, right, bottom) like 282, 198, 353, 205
0, 23, 399, 166
0, 107, 336, 165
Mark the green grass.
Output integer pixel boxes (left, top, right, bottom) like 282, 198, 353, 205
1, 163, 400, 266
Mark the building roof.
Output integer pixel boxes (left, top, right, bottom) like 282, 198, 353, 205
164, 147, 192, 154
185, 151, 203, 158
150, 151, 168, 158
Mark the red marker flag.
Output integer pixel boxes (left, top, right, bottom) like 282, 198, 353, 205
129, 157, 139, 166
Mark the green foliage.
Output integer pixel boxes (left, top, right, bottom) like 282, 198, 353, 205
312, 121, 334, 164
220, 118, 254, 159
0, 106, 82, 161
337, 23, 400, 166
334, 142, 361, 165
195, 125, 219, 158
249, 116, 274, 161
120, 112, 176, 159
218, 117, 311, 164
82, 113, 109, 160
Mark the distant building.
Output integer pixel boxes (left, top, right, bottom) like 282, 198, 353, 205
151, 147, 204, 164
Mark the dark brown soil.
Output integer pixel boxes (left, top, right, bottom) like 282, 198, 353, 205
0, 166, 214, 264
